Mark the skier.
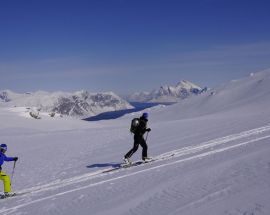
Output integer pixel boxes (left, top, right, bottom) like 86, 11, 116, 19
0, 143, 18, 198
124, 112, 152, 164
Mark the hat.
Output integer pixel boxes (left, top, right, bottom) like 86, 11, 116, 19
142, 112, 149, 119
0, 143, 7, 151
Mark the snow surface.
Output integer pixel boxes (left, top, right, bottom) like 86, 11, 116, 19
0, 69, 270, 215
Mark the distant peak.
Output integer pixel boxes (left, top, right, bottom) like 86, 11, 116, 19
176, 80, 201, 90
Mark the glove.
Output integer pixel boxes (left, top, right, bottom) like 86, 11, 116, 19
13, 157, 18, 162
146, 128, 151, 132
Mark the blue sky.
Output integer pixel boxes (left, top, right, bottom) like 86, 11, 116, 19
1, 0, 270, 94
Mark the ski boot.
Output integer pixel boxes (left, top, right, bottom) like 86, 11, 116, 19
142, 157, 153, 163
1, 192, 16, 199
123, 157, 132, 166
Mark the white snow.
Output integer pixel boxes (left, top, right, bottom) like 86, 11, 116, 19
0, 69, 270, 215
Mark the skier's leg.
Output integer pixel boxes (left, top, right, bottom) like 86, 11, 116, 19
140, 138, 148, 159
0, 171, 11, 193
125, 142, 139, 159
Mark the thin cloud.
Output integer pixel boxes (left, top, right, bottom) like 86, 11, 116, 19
168, 41, 270, 68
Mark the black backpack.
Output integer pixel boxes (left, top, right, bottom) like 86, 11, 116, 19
130, 118, 140, 133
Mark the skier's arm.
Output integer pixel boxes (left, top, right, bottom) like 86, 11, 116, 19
3, 154, 16, 162
137, 119, 150, 134
142, 125, 151, 133
140, 127, 148, 135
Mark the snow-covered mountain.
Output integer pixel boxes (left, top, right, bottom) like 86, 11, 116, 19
127, 80, 206, 102
0, 69, 270, 215
148, 69, 270, 121
0, 90, 133, 118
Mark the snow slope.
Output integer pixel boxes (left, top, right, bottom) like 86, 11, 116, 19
0, 69, 270, 215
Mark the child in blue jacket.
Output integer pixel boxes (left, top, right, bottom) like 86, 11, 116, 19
0, 143, 18, 197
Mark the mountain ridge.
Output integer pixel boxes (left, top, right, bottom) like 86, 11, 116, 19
0, 90, 133, 118
126, 80, 206, 102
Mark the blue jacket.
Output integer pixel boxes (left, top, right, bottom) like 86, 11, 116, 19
0, 152, 14, 167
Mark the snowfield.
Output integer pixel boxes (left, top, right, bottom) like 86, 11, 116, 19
0, 69, 270, 215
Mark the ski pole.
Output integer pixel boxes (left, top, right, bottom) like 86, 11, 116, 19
11, 161, 16, 185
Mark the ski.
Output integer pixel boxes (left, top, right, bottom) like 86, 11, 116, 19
102, 159, 156, 173
102, 152, 175, 174
102, 161, 144, 173
0, 193, 17, 199
0, 192, 28, 200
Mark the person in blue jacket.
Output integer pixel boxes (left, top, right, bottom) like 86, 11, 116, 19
0, 143, 18, 197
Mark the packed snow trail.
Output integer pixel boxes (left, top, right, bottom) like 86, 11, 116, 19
3, 123, 270, 195
4, 123, 270, 197
1, 135, 269, 214
1, 124, 270, 214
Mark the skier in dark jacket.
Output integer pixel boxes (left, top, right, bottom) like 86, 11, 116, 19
124, 112, 151, 164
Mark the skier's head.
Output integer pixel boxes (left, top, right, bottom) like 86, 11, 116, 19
0, 143, 7, 153
142, 112, 149, 119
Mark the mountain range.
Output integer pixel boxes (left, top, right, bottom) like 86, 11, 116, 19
0, 90, 133, 118
126, 80, 207, 102
0, 80, 207, 118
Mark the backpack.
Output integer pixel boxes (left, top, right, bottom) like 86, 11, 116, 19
130, 118, 140, 133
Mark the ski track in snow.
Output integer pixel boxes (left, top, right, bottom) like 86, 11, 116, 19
1, 124, 270, 214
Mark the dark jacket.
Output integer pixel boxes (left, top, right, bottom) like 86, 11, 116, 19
134, 117, 148, 136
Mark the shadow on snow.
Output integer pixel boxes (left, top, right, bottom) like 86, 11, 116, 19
86, 163, 122, 168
